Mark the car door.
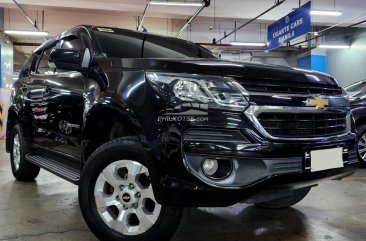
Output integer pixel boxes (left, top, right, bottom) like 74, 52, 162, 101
40, 30, 92, 159
21, 53, 47, 147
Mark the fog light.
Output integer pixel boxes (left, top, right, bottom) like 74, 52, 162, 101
202, 159, 233, 180
202, 159, 219, 176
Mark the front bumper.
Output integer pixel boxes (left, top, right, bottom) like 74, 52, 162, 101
152, 129, 358, 207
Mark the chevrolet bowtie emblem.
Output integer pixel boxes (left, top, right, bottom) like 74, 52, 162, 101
307, 96, 329, 109
122, 195, 131, 202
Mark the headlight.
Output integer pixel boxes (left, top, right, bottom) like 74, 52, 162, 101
146, 73, 249, 111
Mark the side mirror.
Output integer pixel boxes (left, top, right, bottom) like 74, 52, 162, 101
49, 48, 85, 72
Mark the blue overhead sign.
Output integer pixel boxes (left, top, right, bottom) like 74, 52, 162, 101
267, 1, 311, 50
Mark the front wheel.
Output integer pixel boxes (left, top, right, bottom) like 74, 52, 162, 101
357, 125, 366, 167
79, 138, 182, 241
255, 187, 311, 209
10, 124, 40, 181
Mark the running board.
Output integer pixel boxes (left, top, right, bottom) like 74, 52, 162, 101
26, 152, 80, 184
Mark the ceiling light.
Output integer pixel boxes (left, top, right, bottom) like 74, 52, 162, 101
310, 10, 343, 16
149, 1, 203, 7
318, 45, 350, 49
4, 30, 49, 36
230, 42, 266, 47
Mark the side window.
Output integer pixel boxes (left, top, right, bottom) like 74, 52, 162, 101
36, 47, 56, 75
21, 54, 37, 73
30, 54, 40, 72
18, 54, 37, 80
22, 55, 33, 70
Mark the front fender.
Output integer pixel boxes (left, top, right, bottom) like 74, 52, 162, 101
6, 105, 20, 152
351, 106, 366, 132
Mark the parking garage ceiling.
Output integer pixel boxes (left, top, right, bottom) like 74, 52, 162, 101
0, 0, 366, 25
5, 0, 366, 70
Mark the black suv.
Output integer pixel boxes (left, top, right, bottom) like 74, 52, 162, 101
7, 26, 358, 241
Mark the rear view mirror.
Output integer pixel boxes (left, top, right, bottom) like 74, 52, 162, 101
49, 48, 85, 72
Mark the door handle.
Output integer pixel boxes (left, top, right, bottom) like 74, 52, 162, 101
21, 85, 27, 92
44, 85, 52, 93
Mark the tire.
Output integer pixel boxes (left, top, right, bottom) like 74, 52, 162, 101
10, 124, 40, 181
357, 125, 366, 167
79, 137, 182, 241
255, 187, 311, 209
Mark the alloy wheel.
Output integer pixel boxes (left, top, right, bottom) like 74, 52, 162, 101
358, 134, 366, 162
13, 134, 21, 171
94, 160, 161, 236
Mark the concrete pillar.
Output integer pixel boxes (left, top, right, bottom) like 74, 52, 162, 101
297, 48, 327, 73
0, 7, 14, 138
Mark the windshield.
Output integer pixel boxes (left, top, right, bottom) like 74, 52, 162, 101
345, 81, 366, 98
93, 27, 216, 59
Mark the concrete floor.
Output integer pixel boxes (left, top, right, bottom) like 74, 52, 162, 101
0, 140, 365, 241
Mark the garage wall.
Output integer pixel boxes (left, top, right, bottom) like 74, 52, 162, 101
188, 19, 267, 44
327, 34, 366, 87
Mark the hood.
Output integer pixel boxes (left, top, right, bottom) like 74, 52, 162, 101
109, 58, 339, 86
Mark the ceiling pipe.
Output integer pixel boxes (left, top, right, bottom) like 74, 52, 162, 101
198, 42, 298, 50
290, 18, 366, 48
13, 42, 42, 46
12, 0, 48, 41
176, 0, 210, 37
137, 1, 150, 31
214, 0, 287, 44
317, 12, 366, 35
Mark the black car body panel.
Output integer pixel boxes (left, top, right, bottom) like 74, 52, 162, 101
346, 80, 366, 131
7, 25, 358, 207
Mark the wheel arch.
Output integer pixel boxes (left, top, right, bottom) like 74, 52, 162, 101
6, 106, 19, 152
355, 116, 366, 131
351, 108, 366, 133
82, 103, 144, 166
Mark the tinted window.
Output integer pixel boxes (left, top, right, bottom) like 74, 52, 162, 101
18, 54, 37, 80
93, 28, 215, 59
22, 54, 38, 73
94, 29, 143, 58
36, 47, 55, 75
30, 54, 39, 72
143, 35, 214, 58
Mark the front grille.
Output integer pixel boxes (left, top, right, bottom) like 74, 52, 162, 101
237, 79, 342, 95
257, 112, 347, 138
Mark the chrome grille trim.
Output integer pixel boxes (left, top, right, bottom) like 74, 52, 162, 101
257, 112, 347, 138
235, 78, 342, 95
245, 105, 351, 141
